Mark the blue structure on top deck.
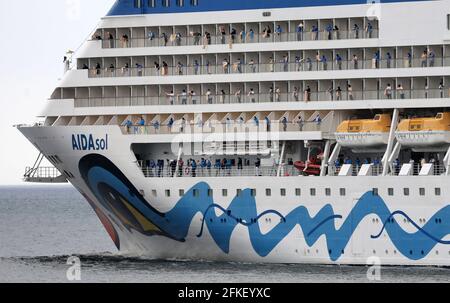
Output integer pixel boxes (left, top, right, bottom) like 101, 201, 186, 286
107, 0, 430, 16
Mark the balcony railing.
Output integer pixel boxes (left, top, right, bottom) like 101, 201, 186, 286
138, 164, 301, 178
86, 56, 448, 79
99, 29, 379, 49
121, 121, 327, 136
74, 88, 450, 108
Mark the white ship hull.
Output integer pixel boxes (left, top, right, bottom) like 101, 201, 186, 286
18, 125, 450, 266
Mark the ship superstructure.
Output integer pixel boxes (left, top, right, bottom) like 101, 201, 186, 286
17, 0, 450, 265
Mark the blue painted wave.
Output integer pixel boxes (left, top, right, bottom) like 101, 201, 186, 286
86, 165, 450, 261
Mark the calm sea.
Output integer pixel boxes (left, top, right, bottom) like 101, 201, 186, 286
0, 185, 448, 283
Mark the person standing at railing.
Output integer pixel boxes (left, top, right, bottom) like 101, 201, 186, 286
176, 62, 184, 75
327, 86, 334, 101
166, 91, 175, 105
108, 63, 115, 76
220, 90, 226, 104
148, 31, 155, 42
386, 52, 392, 68
190, 90, 197, 105
121, 34, 129, 48
222, 58, 229, 74
269, 57, 275, 72
235, 58, 243, 73
248, 88, 256, 103
253, 116, 260, 128
262, 26, 272, 39
138, 116, 145, 134
352, 54, 359, 69
293, 87, 300, 101
239, 29, 246, 43
297, 116, 304, 131
304, 86, 311, 102
282, 54, 289, 72
162, 61, 169, 76
365, 22, 373, 38
406, 52, 412, 68
424, 83, 429, 99
178, 159, 184, 177
348, 84, 354, 100
428, 49, 436, 67
306, 57, 312, 71
175, 33, 182, 46
234, 88, 242, 103
206, 89, 213, 104
179, 90, 188, 105
255, 158, 261, 176
136, 63, 144, 77
421, 50, 428, 67
230, 28, 237, 44
397, 84, 405, 99
160, 33, 168, 46
106, 32, 115, 48
226, 159, 232, 176
153, 120, 160, 132
311, 25, 319, 40
200, 158, 207, 176
353, 24, 360, 39
192, 31, 201, 45
248, 29, 255, 42
334, 25, 340, 39
153, 62, 160, 76
384, 84, 393, 99
205, 60, 211, 74
219, 26, 226, 44
282, 117, 288, 132
265, 116, 271, 132
326, 24, 333, 40
238, 158, 243, 175
275, 87, 281, 102
321, 55, 328, 70
95, 62, 101, 75
336, 87, 342, 101
439, 81, 445, 98
296, 22, 304, 41
335, 54, 343, 70
193, 60, 200, 75
248, 59, 256, 73
269, 87, 274, 102
372, 51, 380, 69
214, 159, 221, 176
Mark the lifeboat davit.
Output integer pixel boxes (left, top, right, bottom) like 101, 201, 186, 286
294, 155, 322, 176
335, 114, 391, 152
395, 112, 450, 149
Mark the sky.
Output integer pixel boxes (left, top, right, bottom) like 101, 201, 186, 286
0, 0, 116, 185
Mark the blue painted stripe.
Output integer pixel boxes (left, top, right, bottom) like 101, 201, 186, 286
107, 0, 432, 16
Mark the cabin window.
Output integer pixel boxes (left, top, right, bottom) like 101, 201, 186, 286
165, 190, 171, 197
448, 14, 450, 30
388, 188, 394, 196
222, 189, 228, 197
162, 0, 170, 7
176, 0, 184, 6
310, 188, 316, 196
404, 188, 410, 196
152, 190, 157, 197
435, 188, 441, 196
372, 188, 378, 196
266, 189, 272, 196
325, 188, 331, 196
179, 189, 185, 197
148, 0, 156, 7
237, 189, 242, 197
295, 188, 301, 196
280, 188, 286, 196
134, 0, 143, 8
419, 188, 425, 196
193, 189, 199, 197
190, 0, 198, 6
208, 189, 213, 197
340, 188, 346, 196
251, 189, 256, 197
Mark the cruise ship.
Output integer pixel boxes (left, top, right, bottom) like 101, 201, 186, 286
17, 0, 450, 266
